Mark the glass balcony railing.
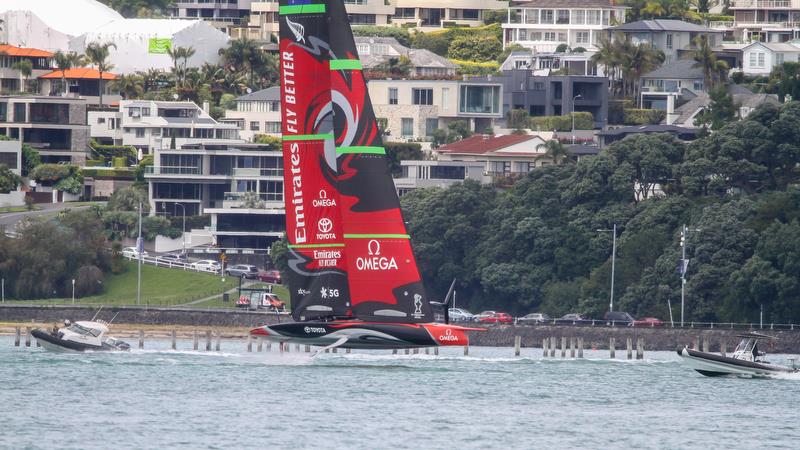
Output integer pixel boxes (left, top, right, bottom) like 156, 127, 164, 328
145, 166, 201, 175
232, 167, 283, 177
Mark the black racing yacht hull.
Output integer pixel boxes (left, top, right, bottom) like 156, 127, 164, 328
31, 329, 130, 352
678, 347, 796, 377
250, 321, 482, 350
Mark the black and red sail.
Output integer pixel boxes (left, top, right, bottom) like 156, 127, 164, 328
326, 0, 433, 323
278, 0, 350, 321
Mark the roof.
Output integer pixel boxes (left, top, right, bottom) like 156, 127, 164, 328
743, 42, 800, 53
0, 0, 122, 36
734, 332, 778, 340
356, 36, 456, 70
598, 124, 701, 137
612, 19, 716, 33
236, 86, 280, 102
511, 0, 622, 7
566, 144, 600, 155
86, 18, 205, 37
642, 59, 704, 80
437, 134, 540, 154
0, 44, 54, 58
40, 68, 117, 80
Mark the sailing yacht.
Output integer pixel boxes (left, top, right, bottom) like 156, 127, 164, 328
250, 0, 482, 350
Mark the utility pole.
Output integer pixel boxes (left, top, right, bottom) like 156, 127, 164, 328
597, 224, 617, 312
679, 224, 700, 327
137, 201, 143, 306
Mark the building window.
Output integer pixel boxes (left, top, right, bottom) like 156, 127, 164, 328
586, 10, 601, 25
348, 14, 376, 25
462, 9, 479, 20
250, 121, 260, 131
572, 10, 584, 24
693, 80, 704, 91
540, 9, 554, 24
135, 128, 145, 138
524, 9, 538, 24
425, 118, 438, 136
489, 161, 511, 175
265, 122, 281, 133
394, 8, 416, 19
459, 85, 500, 114
666, 34, 673, 49
576, 32, 589, 44
758, 52, 765, 67
533, 82, 545, 91
777, 53, 785, 65
544, 32, 556, 42
141, 107, 151, 116
514, 161, 534, 173
442, 88, 449, 110
401, 118, 413, 137
128, 107, 141, 117
531, 31, 542, 41
269, 101, 280, 112
412, 88, 433, 105
389, 88, 398, 105
556, 10, 569, 24
558, 32, 567, 42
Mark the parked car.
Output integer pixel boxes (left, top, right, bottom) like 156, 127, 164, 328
448, 308, 474, 322
190, 260, 221, 273
519, 313, 551, 324
477, 312, 514, 324
226, 264, 259, 279
556, 313, 591, 325
604, 311, 635, 326
121, 247, 148, 259
473, 311, 497, 322
157, 252, 187, 263
258, 269, 282, 284
633, 317, 664, 327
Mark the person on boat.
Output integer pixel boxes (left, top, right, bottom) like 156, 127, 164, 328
52, 323, 59, 335
752, 343, 759, 360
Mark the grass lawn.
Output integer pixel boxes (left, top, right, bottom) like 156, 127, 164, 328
0, 205, 40, 214
11, 262, 238, 307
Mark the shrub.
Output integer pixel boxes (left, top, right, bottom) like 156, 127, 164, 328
623, 109, 666, 125
448, 35, 503, 62
530, 112, 594, 131
452, 59, 500, 76
113, 156, 127, 168
411, 31, 450, 56
74, 265, 105, 297
384, 142, 423, 176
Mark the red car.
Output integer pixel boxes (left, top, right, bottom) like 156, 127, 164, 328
258, 270, 282, 284
478, 312, 514, 324
633, 317, 664, 327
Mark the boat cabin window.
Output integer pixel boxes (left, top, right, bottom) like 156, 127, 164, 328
734, 338, 756, 353
67, 324, 102, 337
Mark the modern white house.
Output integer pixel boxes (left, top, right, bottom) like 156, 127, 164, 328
435, 133, 557, 177
640, 59, 706, 110
356, 37, 458, 77
609, 19, 723, 64
741, 41, 800, 75
89, 100, 242, 154
392, 0, 508, 29
729, 0, 800, 43
393, 160, 489, 196
222, 87, 282, 142
503, 0, 627, 52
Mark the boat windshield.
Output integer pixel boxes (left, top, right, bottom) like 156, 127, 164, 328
66, 324, 102, 337
734, 338, 756, 353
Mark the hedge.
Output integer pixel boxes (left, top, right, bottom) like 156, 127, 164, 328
530, 112, 594, 131
623, 109, 666, 125
82, 168, 135, 179
451, 59, 500, 76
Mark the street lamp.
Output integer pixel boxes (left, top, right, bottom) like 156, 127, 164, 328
597, 224, 617, 313
572, 94, 583, 144
71, 279, 75, 304
136, 201, 143, 306
679, 224, 701, 327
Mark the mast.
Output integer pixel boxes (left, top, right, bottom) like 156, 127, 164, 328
326, 0, 433, 323
278, 0, 351, 321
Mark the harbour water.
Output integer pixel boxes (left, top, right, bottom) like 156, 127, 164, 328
1, 336, 798, 449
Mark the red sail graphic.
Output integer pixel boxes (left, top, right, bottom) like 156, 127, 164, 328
279, 1, 351, 321
327, 0, 432, 322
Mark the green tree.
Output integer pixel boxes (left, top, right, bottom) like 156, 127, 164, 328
544, 140, 571, 165
218, 38, 276, 90
692, 35, 729, 89
21, 144, 40, 177
410, 31, 450, 56
605, 133, 685, 202
53, 51, 85, 95
98, 0, 174, 18
448, 35, 503, 62
167, 45, 196, 91
694, 86, 737, 130
506, 108, 530, 133
11, 60, 32, 93
447, 120, 472, 141
0, 164, 21, 193
384, 142, 423, 176
111, 73, 144, 100
84, 41, 117, 106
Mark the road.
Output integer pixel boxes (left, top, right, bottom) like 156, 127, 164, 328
0, 203, 103, 235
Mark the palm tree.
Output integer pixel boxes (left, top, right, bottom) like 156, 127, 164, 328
84, 41, 117, 105
219, 38, 268, 89
167, 46, 196, 91
53, 51, 85, 95
111, 73, 144, 100
591, 36, 621, 95
544, 139, 571, 165
11, 60, 33, 93
626, 44, 664, 104
692, 35, 729, 89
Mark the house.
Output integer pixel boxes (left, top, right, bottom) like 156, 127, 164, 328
169, 0, 252, 32
89, 100, 242, 154
392, 0, 508, 30
356, 37, 457, 78
393, 160, 489, 196
503, 0, 627, 52
729, 0, 800, 43
597, 124, 700, 148
609, 19, 723, 64
222, 87, 281, 142
640, 59, 706, 110
741, 42, 800, 75
472, 70, 609, 128
0, 95, 90, 165
367, 79, 503, 140
0, 139, 24, 207
0, 45, 54, 94
500, 49, 603, 76
435, 133, 557, 177
666, 88, 781, 128
565, 143, 600, 162
38, 68, 121, 106
144, 142, 284, 249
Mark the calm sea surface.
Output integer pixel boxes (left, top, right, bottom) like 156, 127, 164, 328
1, 336, 799, 449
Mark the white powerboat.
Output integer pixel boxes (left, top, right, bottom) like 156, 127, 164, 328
678, 331, 797, 377
31, 321, 131, 352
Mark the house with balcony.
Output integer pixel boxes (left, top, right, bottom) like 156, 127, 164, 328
503, 0, 627, 53
38, 68, 121, 106
393, 160, 489, 196
740, 41, 800, 74
730, 0, 800, 43
367, 79, 503, 140
0, 96, 90, 165
222, 86, 281, 142
500, 49, 603, 76
392, 0, 508, 30
640, 59, 706, 110
356, 37, 458, 77
0, 45, 54, 94
435, 133, 557, 179
144, 142, 284, 249
89, 100, 242, 154
609, 20, 723, 64
170, 0, 253, 32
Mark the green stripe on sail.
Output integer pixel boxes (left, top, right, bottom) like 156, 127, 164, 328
336, 146, 385, 155
283, 133, 334, 141
329, 59, 362, 70
279, 4, 326, 15
344, 234, 410, 239
288, 243, 345, 248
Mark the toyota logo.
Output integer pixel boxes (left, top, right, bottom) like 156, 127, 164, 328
318, 218, 333, 233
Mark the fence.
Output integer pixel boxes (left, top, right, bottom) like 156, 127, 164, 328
122, 254, 220, 274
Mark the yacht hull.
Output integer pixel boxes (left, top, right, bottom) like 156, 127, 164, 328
250, 321, 482, 350
678, 347, 795, 377
31, 329, 129, 352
